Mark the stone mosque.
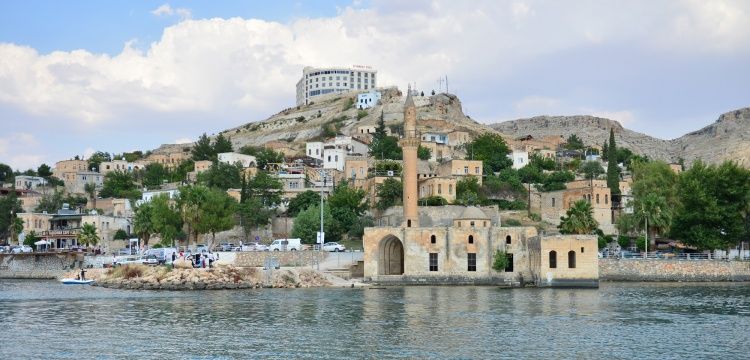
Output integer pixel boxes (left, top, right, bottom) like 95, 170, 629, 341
362, 89, 599, 287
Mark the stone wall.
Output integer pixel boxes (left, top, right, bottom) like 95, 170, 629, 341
233, 251, 326, 267
600, 259, 750, 282
0, 253, 79, 279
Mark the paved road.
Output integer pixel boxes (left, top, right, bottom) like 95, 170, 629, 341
318, 251, 364, 271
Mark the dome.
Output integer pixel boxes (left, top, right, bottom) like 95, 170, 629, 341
458, 206, 489, 220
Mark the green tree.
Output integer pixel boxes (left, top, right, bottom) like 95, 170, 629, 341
113, 229, 129, 240
191, 133, 214, 161
580, 161, 605, 180
538, 170, 575, 192
558, 200, 599, 234
150, 194, 183, 247
375, 178, 403, 210
671, 161, 750, 250
177, 185, 209, 246
246, 171, 283, 206
123, 151, 144, 163
601, 141, 609, 161
194, 188, 237, 249
237, 198, 274, 241
170, 160, 194, 183
77, 223, 100, 247
417, 145, 431, 160
213, 133, 233, 154
35, 190, 64, 213
87, 151, 111, 172
565, 134, 585, 150
369, 111, 402, 160
292, 204, 335, 244
465, 133, 512, 173
419, 196, 448, 206
133, 201, 155, 247
0, 163, 13, 182
141, 163, 170, 187
23, 230, 40, 247
632, 193, 673, 249
99, 171, 141, 200
238, 145, 284, 170
37, 164, 52, 178
286, 190, 320, 217
606, 129, 621, 196
492, 250, 509, 272
197, 161, 242, 191
327, 181, 368, 237
0, 188, 22, 241
456, 176, 482, 205
529, 154, 556, 171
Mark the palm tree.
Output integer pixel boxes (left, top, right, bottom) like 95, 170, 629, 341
559, 200, 599, 234
633, 193, 672, 249
132, 202, 154, 247
84, 182, 97, 210
77, 223, 100, 248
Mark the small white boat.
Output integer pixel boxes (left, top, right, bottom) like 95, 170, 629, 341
60, 279, 95, 285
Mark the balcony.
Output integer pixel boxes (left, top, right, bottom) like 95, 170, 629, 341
41, 228, 81, 238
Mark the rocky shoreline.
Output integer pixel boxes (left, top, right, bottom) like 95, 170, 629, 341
64, 263, 333, 290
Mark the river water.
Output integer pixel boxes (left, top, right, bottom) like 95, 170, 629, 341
1, 280, 749, 359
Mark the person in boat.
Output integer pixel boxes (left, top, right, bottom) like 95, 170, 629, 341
80, 268, 86, 281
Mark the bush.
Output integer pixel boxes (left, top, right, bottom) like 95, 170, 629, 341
496, 199, 526, 210
343, 98, 354, 111
529, 213, 541, 222
419, 196, 448, 206
617, 235, 631, 249
492, 250, 509, 272
357, 109, 368, 120
295, 116, 306, 123
502, 219, 523, 227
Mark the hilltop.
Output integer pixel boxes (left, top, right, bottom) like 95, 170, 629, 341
490, 107, 750, 166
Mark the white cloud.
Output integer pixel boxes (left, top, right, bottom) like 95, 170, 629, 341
0, 133, 46, 170
151, 4, 192, 19
0, 0, 746, 154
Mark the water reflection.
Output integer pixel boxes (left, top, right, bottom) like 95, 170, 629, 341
0, 281, 749, 359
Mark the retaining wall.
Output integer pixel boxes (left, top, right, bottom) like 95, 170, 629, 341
234, 251, 326, 267
600, 259, 750, 282
0, 253, 79, 279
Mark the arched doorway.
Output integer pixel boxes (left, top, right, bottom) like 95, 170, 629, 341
378, 235, 404, 275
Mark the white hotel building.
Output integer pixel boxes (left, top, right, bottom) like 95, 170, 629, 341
296, 65, 377, 106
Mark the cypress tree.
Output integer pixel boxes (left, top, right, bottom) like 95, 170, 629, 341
606, 129, 620, 196
602, 140, 609, 161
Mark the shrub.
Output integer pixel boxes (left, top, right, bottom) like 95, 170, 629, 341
492, 250, 509, 272
343, 98, 354, 111
357, 109, 368, 120
419, 196, 448, 206
502, 219, 523, 227
295, 116, 306, 123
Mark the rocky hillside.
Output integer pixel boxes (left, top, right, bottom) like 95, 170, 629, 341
152, 88, 494, 156
491, 107, 750, 166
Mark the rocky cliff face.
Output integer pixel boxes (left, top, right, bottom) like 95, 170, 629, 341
491, 108, 750, 166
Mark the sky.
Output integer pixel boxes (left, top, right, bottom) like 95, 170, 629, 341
0, 0, 749, 171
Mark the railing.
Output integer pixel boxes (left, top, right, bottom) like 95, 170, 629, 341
41, 229, 80, 237
600, 252, 748, 261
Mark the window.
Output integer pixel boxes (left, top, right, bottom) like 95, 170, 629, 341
581, 247, 585, 253
475, 167, 480, 174
605, 194, 608, 204
438, 184, 442, 194
457, 221, 461, 227
505, 253, 514, 272
430, 235, 436, 244
568, 251, 576, 268
464, 166, 469, 174
506, 235, 511, 244
449, 184, 453, 194
552, 198, 556, 207
468, 235, 474, 244
596, 194, 600, 204
407, 219, 412, 227
468, 253, 476, 271
429, 253, 438, 271
549, 251, 557, 268
470, 221, 475, 227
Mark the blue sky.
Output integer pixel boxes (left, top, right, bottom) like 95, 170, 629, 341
0, 1, 748, 170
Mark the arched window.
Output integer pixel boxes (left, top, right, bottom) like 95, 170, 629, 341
407, 219, 412, 227
470, 221, 475, 227
568, 250, 576, 268
483, 221, 487, 227
468, 235, 474, 244
549, 251, 557, 269
430, 235, 436, 244
596, 194, 600, 204
506, 235, 511, 244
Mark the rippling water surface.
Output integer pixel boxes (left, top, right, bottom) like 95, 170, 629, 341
1, 280, 749, 359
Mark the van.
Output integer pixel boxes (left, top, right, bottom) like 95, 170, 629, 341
268, 238, 302, 251
144, 247, 178, 264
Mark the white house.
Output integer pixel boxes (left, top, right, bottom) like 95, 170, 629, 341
507, 149, 529, 170
421, 132, 448, 145
15, 175, 47, 190
306, 142, 324, 160
137, 188, 180, 206
323, 148, 347, 171
218, 152, 257, 168
99, 159, 146, 174
357, 90, 381, 109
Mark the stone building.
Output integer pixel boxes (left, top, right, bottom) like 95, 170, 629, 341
362, 88, 598, 287
52, 159, 88, 181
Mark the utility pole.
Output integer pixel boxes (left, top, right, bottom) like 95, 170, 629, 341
318, 169, 325, 270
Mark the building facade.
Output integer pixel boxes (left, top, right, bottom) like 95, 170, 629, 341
218, 152, 257, 168
15, 176, 47, 190
357, 90, 381, 109
296, 65, 377, 106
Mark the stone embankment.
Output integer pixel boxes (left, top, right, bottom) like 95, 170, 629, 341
600, 259, 750, 282
76, 263, 332, 290
0, 253, 80, 279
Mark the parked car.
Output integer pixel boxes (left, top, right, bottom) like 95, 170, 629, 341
268, 238, 302, 251
322, 242, 346, 252
143, 248, 178, 265
218, 243, 236, 252
241, 242, 268, 252
142, 254, 160, 266
11, 245, 33, 253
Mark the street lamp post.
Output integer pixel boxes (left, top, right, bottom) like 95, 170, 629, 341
318, 169, 326, 271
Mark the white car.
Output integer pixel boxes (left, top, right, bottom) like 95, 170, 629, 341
241, 242, 268, 251
322, 242, 346, 252
268, 238, 302, 251
11, 245, 33, 253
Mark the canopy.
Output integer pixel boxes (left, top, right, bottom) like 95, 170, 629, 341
34, 240, 50, 245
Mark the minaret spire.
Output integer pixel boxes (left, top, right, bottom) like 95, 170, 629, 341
400, 85, 419, 228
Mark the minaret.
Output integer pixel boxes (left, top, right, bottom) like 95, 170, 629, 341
401, 86, 419, 228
